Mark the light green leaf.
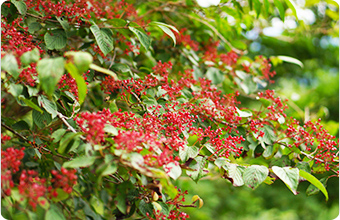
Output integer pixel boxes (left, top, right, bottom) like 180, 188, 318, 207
51, 129, 67, 143
186, 156, 208, 182
44, 29, 67, 50
64, 62, 87, 104
273, 0, 285, 21
63, 156, 97, 168
58, 132, 81, 154
299, 170, 328, 201
45, 205, 65, 220
214, 157, 228, 168
150, 22, 179, 46
236, 107, 252, 117
179, 145, 199, 162
253, 0, 261, 18
104, 124, 118, 136
129, 26, 151, 51
89, 63, 118, 80
243, 165, 269, 189
223, 163, 245, 186
64, 51, 93, 74
20, 48, 40, 66
277, 55, 304, 68
284, 0, 297, 19
272, 166, 299, 194
90, 24, 113, 56
1, 54, 19, 79
37, 57, 65, 96
11, 0, 26, 15
164, 162, 182, 180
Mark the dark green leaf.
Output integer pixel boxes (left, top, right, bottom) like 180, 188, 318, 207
129, 26, 151, 51
28, 22, 42, 33
12, 120, 30, 131
37, 57, 65, 96
90, 24, 113, 56
243, 165, 269, 189
139, 199, 153, 217
32, 109, 52, 129
11, 0, 26, 15
44, 29, 67, 50
63, 156, 97, 168
56, 17, 70, 31
1, 54, 19, 79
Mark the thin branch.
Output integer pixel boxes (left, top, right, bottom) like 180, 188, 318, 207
57, 112, 86, 141
1, 122, 71, 160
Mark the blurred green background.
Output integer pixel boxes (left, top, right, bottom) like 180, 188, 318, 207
177, 0, 339, 219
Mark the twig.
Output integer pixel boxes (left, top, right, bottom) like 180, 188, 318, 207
57, 112, 86, 141
179, 13, 245, 54
1, 122, 71, 160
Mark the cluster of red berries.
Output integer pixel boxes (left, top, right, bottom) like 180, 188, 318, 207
51, 167, 78, 194
285, 118, 338, 170
175, 28, 200, 51
58, 72, 89, 99
1, 147, 25, 196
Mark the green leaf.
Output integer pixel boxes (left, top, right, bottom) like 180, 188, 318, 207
104, 124, 118, 136
263, 0, 269, 17
299, 170, 328, 201
101, 163, 118, 176
186, 156, 208, 182
164, 162, 182, 180
90, 24, 113, 56
63, 156, 97, 168
32, 109, 52, 129
1, 54, 19, 79
28, 22, 42, 33
20, 48, 40, 66
51, 129, 67, 143
214, 157, 228, 168
44, 29, 67, 50
64, 62, 87, 104
58, 132, 81, 154
253, 0, 261, 18
64, 51, 93, 73
223, 163, 245, 186
272, 166, 299, 194
56, 17, 70, 31
8, 83, 23, 97
139, 199, 153, 217
273, 0, 285, 21
51, 188, 69, 203
306, 177, 327, 196
38, 95, 57, 118
129, 26, 151, 51
179, 145, 199, 162
18, 96, 43, 113
37, 57, 65, 96
206, 67, 224, 84
258, 124, 276, 144
277, 55, 304, 68
236, 107, 252, 117
284, 0, 297, 19
243, 165, 269, 189
150, 22, 179, 46
11, 0, 26, 15
89, 63, 118, 80
45, 204, 66, 220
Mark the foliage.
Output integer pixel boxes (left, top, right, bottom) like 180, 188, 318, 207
1, 0, 338, 219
